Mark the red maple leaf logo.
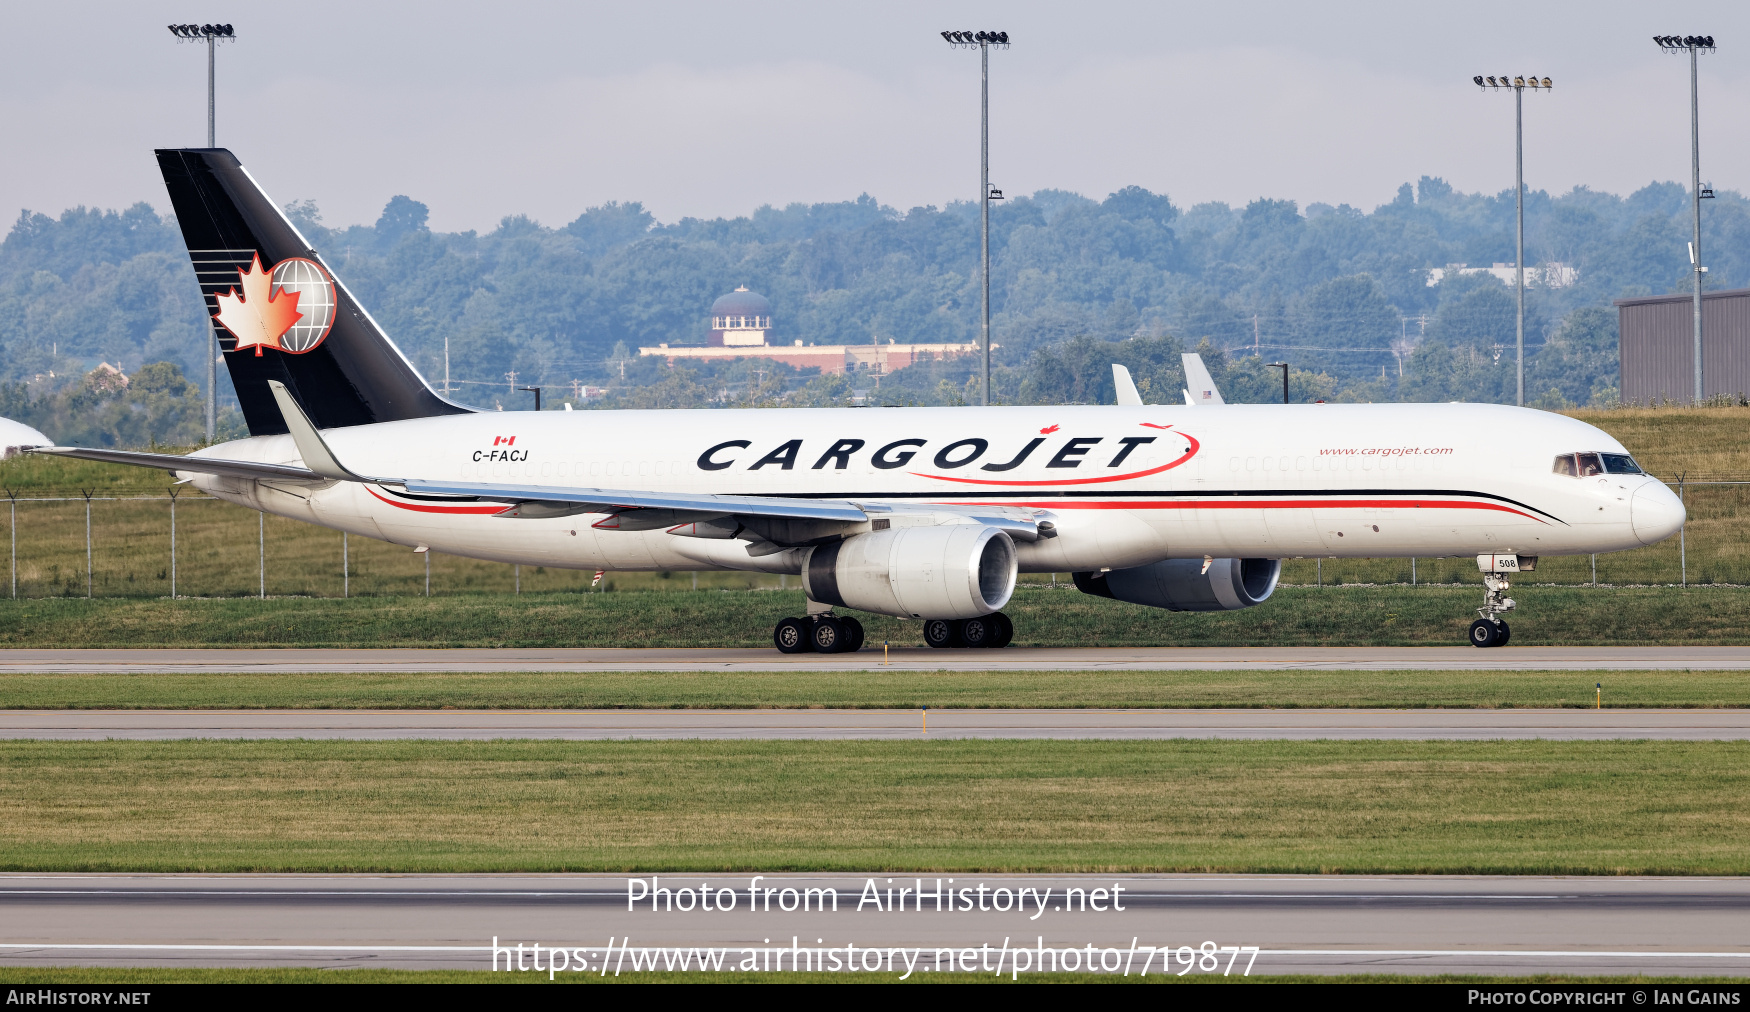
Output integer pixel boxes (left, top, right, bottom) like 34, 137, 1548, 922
1038, 424, 1060, 434
213, 253, 304, 357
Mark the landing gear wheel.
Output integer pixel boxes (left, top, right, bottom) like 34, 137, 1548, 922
1468, 619, 1504, 648
1496, 620, 1510, 646
811, 616, 847, 653
839, 617, 865, 652
960, 616, 994, 648
774, 616, 813, 654
987, 612, 1014, 649
923, 619, 962, 649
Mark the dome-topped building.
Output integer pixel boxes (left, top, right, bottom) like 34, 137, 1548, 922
641, 283, 981, 376
708, 286, 772, 347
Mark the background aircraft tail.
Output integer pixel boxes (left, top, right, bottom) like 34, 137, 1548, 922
1181, 353, 1225, 406
156, 148, 469, 435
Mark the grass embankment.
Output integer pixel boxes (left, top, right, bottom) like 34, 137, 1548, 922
1, 739, 1745, 874
1567, 406, 1750, 477
0, 968, 1737, 985
3, 669, 1745, 710
3, 585, 1750, 647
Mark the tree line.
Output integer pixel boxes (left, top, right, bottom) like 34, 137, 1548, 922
0, 172, 1738, 444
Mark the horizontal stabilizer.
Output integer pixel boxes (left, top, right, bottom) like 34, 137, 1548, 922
29, 446, 320, 483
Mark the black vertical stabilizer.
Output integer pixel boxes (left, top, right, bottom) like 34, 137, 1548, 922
156, 148, 470, 435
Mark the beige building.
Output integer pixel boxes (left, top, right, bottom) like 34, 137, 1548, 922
640, 285, 980, 376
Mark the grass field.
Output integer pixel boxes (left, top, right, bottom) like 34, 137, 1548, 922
0, 967, 1736, 985
1, 668, 1743, 710
3, 584, 1750, 647
1, 739, 1745, 874
1567, 406, 1750, 478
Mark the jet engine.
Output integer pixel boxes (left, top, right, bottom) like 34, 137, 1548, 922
802, 525, 1016, 619
1073, 557, 1280, 611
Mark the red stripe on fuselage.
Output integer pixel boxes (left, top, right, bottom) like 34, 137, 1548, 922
366, 486, 506, 515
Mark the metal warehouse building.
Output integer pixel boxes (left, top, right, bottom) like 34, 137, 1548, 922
1616, 288, 1750, 403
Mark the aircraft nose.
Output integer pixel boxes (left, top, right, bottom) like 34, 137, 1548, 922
1631, 481, 1686, 546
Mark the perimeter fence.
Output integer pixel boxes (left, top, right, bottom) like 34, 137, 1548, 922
0, 478, 1743, 600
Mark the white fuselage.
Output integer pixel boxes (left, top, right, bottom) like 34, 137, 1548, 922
187, 403, 1686, 574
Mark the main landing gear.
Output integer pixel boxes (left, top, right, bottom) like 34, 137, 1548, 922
1468, 563, 1517, 649
773, 614, 865, 654
923, 613, 1014, 649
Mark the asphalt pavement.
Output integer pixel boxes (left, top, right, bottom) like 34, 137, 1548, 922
2, 707, 1746, 740
3, 873, 1746, 977
4, 646, 1750, 673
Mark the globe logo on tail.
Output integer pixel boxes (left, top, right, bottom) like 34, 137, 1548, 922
212, 253, 338, 356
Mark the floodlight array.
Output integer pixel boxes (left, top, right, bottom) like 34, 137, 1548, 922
1653, 35, 1715, 50
940, 30, 1009, 48
1473, 75, 1554, 89
167, 24, 234, 39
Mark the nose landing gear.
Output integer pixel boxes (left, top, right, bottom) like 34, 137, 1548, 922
773, 613, 865, 654
1468, 556, 1521, 648
1468, 616, 1510, 648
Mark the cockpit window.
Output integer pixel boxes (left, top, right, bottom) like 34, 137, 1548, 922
1557, 452, 1644, 477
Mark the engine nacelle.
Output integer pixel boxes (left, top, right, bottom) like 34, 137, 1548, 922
802, 525, 1017, 619
1073, 557, 1281, 611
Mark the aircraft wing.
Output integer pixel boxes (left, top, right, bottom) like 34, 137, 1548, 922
29, 446, 322, 483
38, 383, 1045, 544
404, 479, 1047, 542
259, 380, 874, 526
404, 478, 869, 524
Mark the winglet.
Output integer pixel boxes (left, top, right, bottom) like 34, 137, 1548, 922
267, 380, 367, 481
1112, 364, 1144, 406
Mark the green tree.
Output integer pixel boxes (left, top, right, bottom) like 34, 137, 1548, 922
1528, 306, 1619, 407
37, 361, 205, 448
1293, 274, 1399, 377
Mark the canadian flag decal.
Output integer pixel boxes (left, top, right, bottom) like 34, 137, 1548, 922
494, 436, 516, 446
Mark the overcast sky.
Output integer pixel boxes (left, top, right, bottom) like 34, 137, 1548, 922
3, 1, 1748, 233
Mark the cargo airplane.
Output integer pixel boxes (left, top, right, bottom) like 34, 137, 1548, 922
35, 150, 1686, 651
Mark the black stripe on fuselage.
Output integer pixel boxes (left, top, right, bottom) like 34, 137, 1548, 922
719, 487, 1568, 525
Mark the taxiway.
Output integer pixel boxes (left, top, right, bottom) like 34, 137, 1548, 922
2, 707, 1745, 740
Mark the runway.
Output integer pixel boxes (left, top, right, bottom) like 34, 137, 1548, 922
5, 646, 1750, 673
3, 873, 1747, 976
3, 707, 1747, 740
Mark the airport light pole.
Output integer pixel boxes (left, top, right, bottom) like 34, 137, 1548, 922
168, 23, 234, 440
1472, 74, 1552, 407
1654, 35, 1716, 403
1266, 362, 1289, 404
940, 29, 1009, 406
